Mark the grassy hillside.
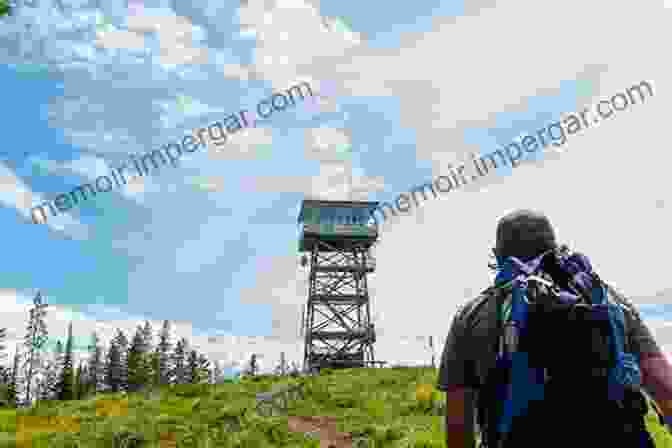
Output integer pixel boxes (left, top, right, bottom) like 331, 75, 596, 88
0, 367, 454, 447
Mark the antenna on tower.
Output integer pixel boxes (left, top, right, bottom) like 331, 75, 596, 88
300, 307, 305, 337
429, 335, 435, 368
280, 351, 287, 376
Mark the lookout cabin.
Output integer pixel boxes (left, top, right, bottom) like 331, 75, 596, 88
297, 200, 379, 252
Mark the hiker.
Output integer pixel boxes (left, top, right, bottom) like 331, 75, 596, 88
437, 209, 672, 448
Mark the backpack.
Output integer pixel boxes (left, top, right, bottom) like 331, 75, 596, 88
475, 246, 670, 448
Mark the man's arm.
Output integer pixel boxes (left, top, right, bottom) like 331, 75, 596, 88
641, 354, 672, 418
608, 285, 672, 421
444, 386, 476, 448
628, 302, 672, 418
437, 306, 477, 448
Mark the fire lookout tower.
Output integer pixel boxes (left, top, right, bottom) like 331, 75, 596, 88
297, 200, 381, 372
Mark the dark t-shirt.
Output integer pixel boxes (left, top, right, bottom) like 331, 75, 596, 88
437, 282, 663, 393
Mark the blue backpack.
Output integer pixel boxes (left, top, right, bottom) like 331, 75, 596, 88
476, 246, 654, 448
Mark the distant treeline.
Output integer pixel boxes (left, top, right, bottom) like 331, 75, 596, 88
0, 292, 218, 407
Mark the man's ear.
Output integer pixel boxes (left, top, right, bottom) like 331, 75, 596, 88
488, 248, 500, 271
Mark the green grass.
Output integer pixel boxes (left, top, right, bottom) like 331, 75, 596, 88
0, 368, 452, 447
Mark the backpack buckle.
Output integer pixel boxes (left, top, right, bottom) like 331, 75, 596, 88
526, 275, 560, 304
527, 275, 553, 288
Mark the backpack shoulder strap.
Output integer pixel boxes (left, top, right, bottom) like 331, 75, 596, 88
464, 286, 512, 333
603, 282, 633, 353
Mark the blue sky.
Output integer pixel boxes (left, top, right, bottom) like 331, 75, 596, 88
0, 0, 670, 371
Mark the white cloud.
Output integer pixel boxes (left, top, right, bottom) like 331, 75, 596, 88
120, 173, 161, 203
0, 161, 88, 237
204, 126, 275, 161
64, 154, 113, 180
188, 175, 226, 193
94, 29, 145, 50
221, 63, 251, 81
3, 0, 671, 370
240, 0, 363, 93
306, 127, 350, 161
158, 43, 209, 66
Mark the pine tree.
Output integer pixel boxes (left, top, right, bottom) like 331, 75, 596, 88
54, 340, 64, 377
0, 328, 8, 368
127, 326, 151, 392
111, 329, 129, 391
170, 338, 188, 385
38, 340, 62, 401
140, 321, 153, 352
187, 349, 198, 384
104, 340, 123, 393
74, 362, 82, 400
245, 354, 258, 376
187, 350, 210, 384
7, 346, 20, 408
156, 320, 172, 386
213, 361, 223, 384
0, 328, 10, 385
0, 365, 9, 386
56, 323, 75, 401
196, 353, 211, 384
79, 363, 90, 399
76, 363, 87, 399
86, 332, 103, 395
23, 291, 48, 405
148, 350, 160, 388
140, 321, 154, 387
76, 361, 90, 400
275, 352, 287, 376
289, 361, 300, 377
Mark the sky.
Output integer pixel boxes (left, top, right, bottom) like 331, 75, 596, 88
0, 0, 670, 374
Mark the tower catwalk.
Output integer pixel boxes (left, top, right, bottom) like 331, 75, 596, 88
297, 200, 380, 373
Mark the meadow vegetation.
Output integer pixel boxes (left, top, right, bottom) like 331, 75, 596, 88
0, 367, 456, 447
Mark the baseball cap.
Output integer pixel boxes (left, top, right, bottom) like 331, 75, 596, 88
495, 209, 557, 260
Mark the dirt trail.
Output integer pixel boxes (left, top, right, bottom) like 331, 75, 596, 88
287, 416, 356, 448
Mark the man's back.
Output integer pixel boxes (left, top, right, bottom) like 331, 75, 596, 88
437, 283, 661, 395
437, 279, 670, 448
437, 210, 672, 448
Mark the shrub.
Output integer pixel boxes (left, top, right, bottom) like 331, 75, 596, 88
333, 396, 358, 408
385, 426, 405, 441
236, 428, 273, 448
173, 384, 208, 398
363, 399, 387, 419
46, 432, 82, 448
415, 384, 434, 403
112, 430, 145, 448
259, 420, 292, 445
413, 435, 443, 448
155, 414, 186, 426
